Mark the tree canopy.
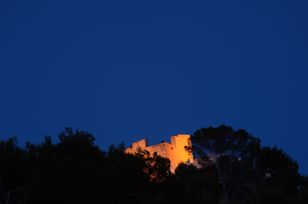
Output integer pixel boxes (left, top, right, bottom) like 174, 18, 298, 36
0, 126, 307, 204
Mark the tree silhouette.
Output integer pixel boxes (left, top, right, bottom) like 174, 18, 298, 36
256, 146, 301, 196
0, 126, 307, 204
191, 125, 261, 203
0, 137, 30, 204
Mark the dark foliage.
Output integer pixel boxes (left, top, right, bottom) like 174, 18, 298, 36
0, 126, 307, 204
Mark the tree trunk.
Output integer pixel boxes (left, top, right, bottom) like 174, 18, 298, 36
215, 161, 229, 204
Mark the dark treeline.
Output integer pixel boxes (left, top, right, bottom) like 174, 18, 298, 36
0, 126, 307, 204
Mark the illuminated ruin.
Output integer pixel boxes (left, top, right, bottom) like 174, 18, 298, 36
126, 134, 194, 172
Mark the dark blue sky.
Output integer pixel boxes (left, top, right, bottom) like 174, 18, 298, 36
1, 0, 308, 173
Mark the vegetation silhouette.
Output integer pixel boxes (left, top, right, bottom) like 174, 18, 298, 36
0, 126, 307, 204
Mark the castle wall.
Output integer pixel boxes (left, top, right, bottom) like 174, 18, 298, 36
126, 139, 148, 154
126, 134, 193, 172
145, 142, 173, 159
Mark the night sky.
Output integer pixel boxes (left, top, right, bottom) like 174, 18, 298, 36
1, 0, 308, 173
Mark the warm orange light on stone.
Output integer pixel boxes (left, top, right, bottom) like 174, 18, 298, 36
126, 134, 193, 172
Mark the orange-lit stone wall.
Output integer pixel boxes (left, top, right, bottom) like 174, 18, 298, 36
126, 134, 193, 172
